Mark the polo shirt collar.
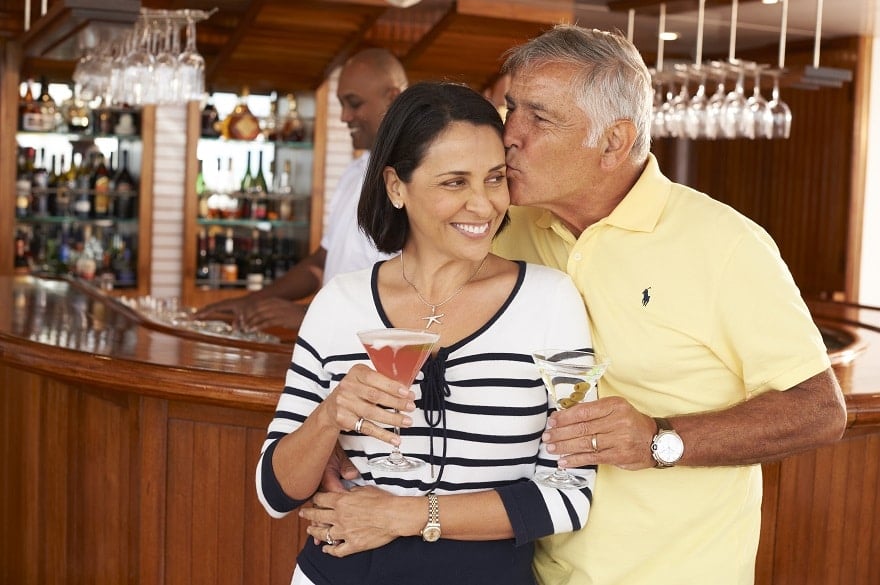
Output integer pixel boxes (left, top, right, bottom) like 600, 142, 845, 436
603, 154, 670, 233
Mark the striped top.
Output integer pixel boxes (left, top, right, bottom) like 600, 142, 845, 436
256, 260, 594, 585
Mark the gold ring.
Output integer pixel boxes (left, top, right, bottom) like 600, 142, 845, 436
354, 417, 365, 434
325, 527, 336, 546
591, 435, 599, 452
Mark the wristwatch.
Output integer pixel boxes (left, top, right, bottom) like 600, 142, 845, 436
420, 493, 441, 542
651, 417, 684, 468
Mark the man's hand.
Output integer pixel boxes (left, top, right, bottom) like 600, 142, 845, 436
300, 486, 402, 557
193, 296, 245, 321
237, 297, 307, 332
544, 396, 657, 470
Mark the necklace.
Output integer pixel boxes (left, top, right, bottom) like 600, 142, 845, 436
400, 251, 487, 329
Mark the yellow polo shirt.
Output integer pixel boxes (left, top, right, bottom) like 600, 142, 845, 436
494, 155, 830, 585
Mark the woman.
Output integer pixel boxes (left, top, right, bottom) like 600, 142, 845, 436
256, 82, 593, 585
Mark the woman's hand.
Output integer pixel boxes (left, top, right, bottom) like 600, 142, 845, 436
324, 364, 417, 447
301, 486, 412, 557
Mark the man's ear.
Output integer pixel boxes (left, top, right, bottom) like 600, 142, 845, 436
599, 120, 637, 171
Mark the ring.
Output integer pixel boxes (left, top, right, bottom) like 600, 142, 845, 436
325, 527, 337, 546
591, 435, 599, 452
354, 417, 365, 433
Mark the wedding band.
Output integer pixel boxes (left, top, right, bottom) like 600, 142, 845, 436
354, 417, 365, 434
591, 435, 599, 452
325, 528, 337, 546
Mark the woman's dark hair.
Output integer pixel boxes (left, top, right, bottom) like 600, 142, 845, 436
358, 81, 508, 253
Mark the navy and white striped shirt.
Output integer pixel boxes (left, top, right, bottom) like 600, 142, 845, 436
257, 261, 594, 585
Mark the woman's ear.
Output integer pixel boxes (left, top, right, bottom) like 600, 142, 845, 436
383, 166, 404, 207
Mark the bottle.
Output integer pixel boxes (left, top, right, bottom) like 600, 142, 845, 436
56, 153, 74, 217
196, 159, 209, 218
112, 149, 137, 219
90, 152, 111, 218
61, 83, 90, 134
19, 79, 42, 131
15, 148, 34, 218
221, 228, 239, 286
47, 154, 60, 215
207, 231, 221, 289
200, 96, 221, 137
14, 230, 31, 274
239, 151, 254, 219
279, 93, 305, 142
31, 148, 50, 216
196, 228, 211, 284
36, 76, 58, 132
252, 151, 269, 220
112, 236, 137, 288
73, 151, 93, 219
246, 229, 266, 291
221, 87, 260, 141
274, 159, 293, 220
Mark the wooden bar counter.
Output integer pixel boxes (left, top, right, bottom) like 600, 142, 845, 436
1, 276, 878, 584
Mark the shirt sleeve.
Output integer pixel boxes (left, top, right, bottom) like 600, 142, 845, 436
497, 268, 595, 546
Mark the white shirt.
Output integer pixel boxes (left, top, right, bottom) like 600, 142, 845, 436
320, 152, 392, 283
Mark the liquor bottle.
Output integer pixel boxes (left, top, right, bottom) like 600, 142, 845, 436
112, 235, 137, 288
201, 95, 220, 137
15, 148, 33, 218
47, 154, 60, 215
36, 76, 58, 132
60, 83, 90, 134
112, 149, 137, 219
246, 229, 266, 291
221, 228, 239, 286
73, 151, 93, 219
56, 153, 74, 217
221, 87, 260, 141
14, 230, 31, 274
196, 228, 211, 284
196, 159, 209, 218
19, 79, 42, 131
274, 159, 293, 221
207, 231, 222, 289
252, 151, 269, 220
279, 93, 306, 142
90, 152, 111, 218
31, 148, 50, 216
239, 152, 254, 219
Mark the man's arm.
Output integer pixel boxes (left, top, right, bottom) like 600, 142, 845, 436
545, 367, 847, 470
194, 247, 327, 327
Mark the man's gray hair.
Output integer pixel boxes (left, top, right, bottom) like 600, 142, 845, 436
503, 24, 652, 162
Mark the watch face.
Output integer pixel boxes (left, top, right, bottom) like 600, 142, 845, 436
655, 433, 684, 464
422, 526, 441, 542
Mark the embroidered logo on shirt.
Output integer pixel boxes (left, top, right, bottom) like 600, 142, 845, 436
642, 287, 652, 307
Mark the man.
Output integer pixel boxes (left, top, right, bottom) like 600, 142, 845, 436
493, 25, 847, 585
196, 48, 408, 331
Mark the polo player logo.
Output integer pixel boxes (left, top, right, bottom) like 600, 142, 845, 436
642, 287, 651, 307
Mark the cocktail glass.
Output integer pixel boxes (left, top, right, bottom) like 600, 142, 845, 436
532, 349, 610, 489
357, 328, 440, 472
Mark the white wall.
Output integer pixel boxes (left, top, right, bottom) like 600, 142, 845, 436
859, 37, 880, 306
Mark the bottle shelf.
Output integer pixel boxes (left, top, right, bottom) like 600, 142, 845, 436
197, 218, 308, 230
16, 216, 139, 227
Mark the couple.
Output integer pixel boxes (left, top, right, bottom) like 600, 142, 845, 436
257, 25, 846, 585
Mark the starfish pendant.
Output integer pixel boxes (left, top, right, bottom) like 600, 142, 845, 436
421, 306, 444, 329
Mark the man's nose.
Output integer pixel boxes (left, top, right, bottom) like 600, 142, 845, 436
503, 115, 520, 149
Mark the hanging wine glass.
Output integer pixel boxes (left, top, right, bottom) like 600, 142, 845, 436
743, 64, 772, 139
705, 63, 727, 140
667, 66, 691, 139
650, 73, 669, 138
720, 61, 747, 139
178, 15, 205, 102
685, 66, 708, 140
123, 20, 156, 105
767, 71, 792, 139
153, 18, 180, 105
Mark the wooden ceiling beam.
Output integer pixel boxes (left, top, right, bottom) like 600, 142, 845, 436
458, 0, 573, 23
400, 2, 457, 65
205, 0, 269, 89
606, 0, 764, 15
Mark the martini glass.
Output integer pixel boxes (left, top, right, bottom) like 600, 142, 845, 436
532, 349, 610, 489
357, 328, 440, 472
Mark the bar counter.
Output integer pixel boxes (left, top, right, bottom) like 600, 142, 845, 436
1, 276, 878, 584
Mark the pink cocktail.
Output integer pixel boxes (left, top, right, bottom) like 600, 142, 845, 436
357, 328, 439, 471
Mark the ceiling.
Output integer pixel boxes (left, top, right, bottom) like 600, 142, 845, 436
2, 0, 878, 95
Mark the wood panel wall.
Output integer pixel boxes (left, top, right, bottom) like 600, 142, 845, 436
0, 364, 304, 585
652, 37, 863, 301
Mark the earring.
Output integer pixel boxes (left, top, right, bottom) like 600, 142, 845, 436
392, 200, 403, 209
